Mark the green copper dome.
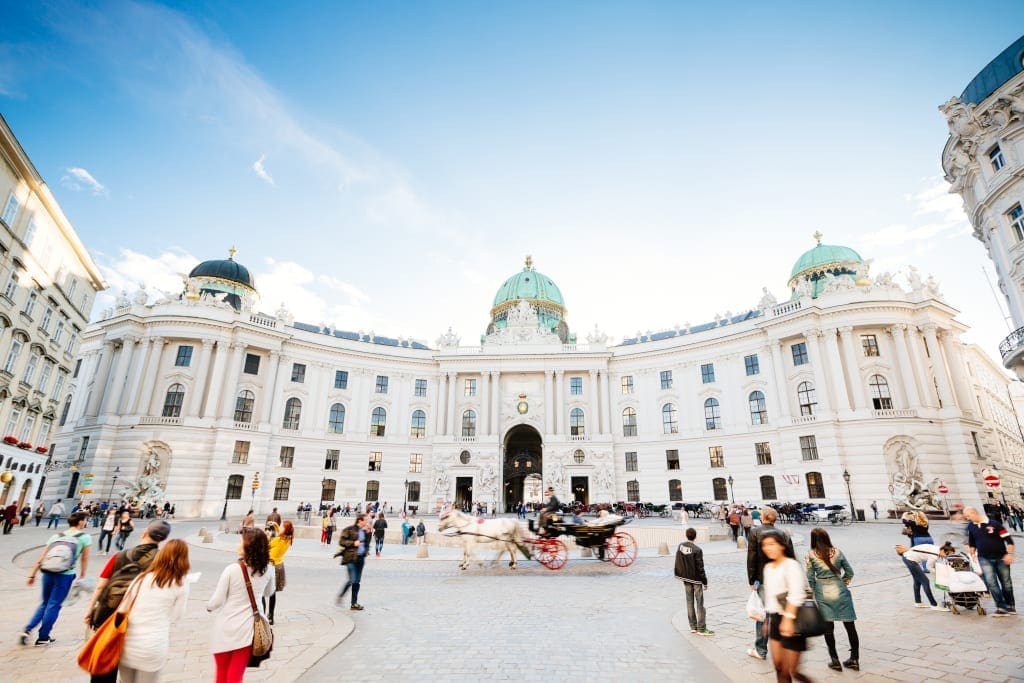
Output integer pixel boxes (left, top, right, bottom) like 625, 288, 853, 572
492, 256, 564, 308
790, 242, 863, 280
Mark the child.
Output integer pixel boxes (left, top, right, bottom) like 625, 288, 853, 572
674, 527, 712, 636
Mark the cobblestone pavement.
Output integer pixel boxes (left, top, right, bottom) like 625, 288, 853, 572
0, 516, 1020, 682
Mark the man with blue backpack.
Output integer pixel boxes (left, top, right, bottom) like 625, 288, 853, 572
21, 510, 91, 646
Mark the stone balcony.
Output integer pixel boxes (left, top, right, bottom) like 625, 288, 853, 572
999, 325, 1024, 378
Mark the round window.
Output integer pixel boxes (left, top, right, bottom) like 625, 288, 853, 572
574, 449, 585, 464
459, 450, 471, 464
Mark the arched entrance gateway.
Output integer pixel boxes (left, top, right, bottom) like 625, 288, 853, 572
503, 424, 543, 512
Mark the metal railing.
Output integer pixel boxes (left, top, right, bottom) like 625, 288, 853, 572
999, 325, 1024, 363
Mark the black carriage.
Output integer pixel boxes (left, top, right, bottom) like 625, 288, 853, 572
526, 516, 638, 570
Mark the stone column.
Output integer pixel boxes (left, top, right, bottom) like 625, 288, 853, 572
823, 328, 850, 413
186, 339, 215, 416
600, 370, 612, 436
218, 343, 247, 419
480, 371, 490, 436
89, 341, 118, 416
141, 338, 167, 416
923, 324, 955, 409
769, 341, 791, 421
491, 371, 500, 436
202, 341, 229, 420
906, 327, 935, 407
447, 371, 458, 436
434, 372, 447, 435
889, 325, 921, 408
555, 370, 564, 435
121, 338, 152, 415
942, 334, 977, 414
837, 327, 866, 410
262, 352, 285, 425
805, 330, 832, 415
544, 370, 553, 434
588, 369, 598, 435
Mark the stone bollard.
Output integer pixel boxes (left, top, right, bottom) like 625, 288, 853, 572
198, 527, 206, 537
736, 536, 747, 550
581, 547, 593, 558
658, 541, 670, 556
202, 532, 214, 543
416, 544, 429, 559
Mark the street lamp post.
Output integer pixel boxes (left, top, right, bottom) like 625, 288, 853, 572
403, 479, 409, 515
107, 466, 120, 502
251, 472, 260, 512
727, 475, 735, 503
843, 469, 855, 522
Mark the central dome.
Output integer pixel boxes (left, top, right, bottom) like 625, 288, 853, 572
789, 243, 863, 281
487, 256, 570, 343
186, 247, 259, 311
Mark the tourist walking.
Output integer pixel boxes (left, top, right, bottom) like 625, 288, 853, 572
415, 519, 426, 545
806, 528, 859, 672
46, 499, 66, 529
115, 510, 135, 551
265, 507, 281, 528
893, 542, 954, 609
98, 508, 118, 555
21, 511, 91, 646
240, 509, 255, 532
740, 507, 754, 540
207, 528, 275, 683
870, 501, 878, 520
115, 539, 191, 683
747, 508, 793, 661
320, 510, 329, 544
3, 502, 17, 533
674, 527, 712, 636
34, 502, 45, 526
759, 529, 810, 683
20, 503, 31, 526
373, 512, 387, 557
728, 506, 741, 542
337, 513, 370, 610
266, 520, 293, 625
964, 506, 1016, 615
326, 508, 337, 545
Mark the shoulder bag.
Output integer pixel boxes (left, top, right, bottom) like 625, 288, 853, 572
77, 575, 143, 675
794, 589, 826, 637
239, 560, 274, 667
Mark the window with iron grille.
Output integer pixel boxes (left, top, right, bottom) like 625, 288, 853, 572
279, 446, 295, 468
755, 441, 772, 466
709, 446, 725, 468
800, 435, 819, 461
666, 449, 680, 470
626, 480, 640, 502
625, 451, 638, 472
231, 441, 250, 464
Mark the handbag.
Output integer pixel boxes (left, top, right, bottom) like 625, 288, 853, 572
77, 575, 143, 674
239, 560, 274, 666
777, 589, 826, 638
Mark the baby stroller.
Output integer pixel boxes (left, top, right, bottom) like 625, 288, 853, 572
934, 553, 989, 615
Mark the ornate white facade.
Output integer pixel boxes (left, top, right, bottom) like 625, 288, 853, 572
43, 243, 1024, 517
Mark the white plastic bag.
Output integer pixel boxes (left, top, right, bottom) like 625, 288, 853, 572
747, 590, 766, 621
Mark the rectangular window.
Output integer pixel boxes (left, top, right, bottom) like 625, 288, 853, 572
621, 375, 634, 394
375, 375, 389, 394
24, 353, 39, 384
990, 144, 1006, 172
226, 475, 243, 500
325, 448, 340, 470
78, 435, 90, 460
365, 480, 380, 502
861, 334, 879, 357
232, 441, 250, 464
625, 451, 638, 472
38, 361, 52, 393
243, 353, 260, 375
791, 342, 808, 366
53, 371, 66, 400
800, 435, 819, 461
971, 431, 982, 458
2, 193, 20, 226
24, 291, 37, 317
73, 359, 82, 379
39, 306, 53, 331
414, 378, 427, 397
660, 370, 673, 389
18, 413, 34, 442
3, 271, 17, 299
273, 477, 290, 501
666, 449, 680, 470
709, 446, 725, 468
368, 451, 382, 472
626, 480, 640, 503
408, 481, 421, 502
174, 345, 193, 367
67, 278, 77, 299
755, 442, 772, 466
700, 363, 715, 384
409, 453, 423, 473
53, 318, 65, 345
1009, 204, 1024, 242
291, 363, 306, 383
24, 220, 37, 246
278, 446, 295, 468
744, 354, 760, 376
4, 339, 22, 374
5, 408, 21, 437
569, 377, 583, 395
464, 378, 477, 396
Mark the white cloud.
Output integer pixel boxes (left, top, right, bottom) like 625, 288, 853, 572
91, 247, 198, 317
317, 275, 370, 305
60, 167, 108, 196
251, 154, 274, 186
862, 177, 970, 247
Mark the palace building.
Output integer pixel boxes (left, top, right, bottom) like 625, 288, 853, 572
42, 236, 1024, 517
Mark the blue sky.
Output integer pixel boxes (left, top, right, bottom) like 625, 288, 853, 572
2, 1, 1023, 358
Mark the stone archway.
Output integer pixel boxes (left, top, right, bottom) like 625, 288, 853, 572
503, 424, 542, 512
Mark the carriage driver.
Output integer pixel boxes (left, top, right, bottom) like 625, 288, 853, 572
538, 487, 561, 536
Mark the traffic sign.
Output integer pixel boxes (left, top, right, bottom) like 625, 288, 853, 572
937, 483, 948, 494
983, 473, 1001, 489
78, 489, 93, 495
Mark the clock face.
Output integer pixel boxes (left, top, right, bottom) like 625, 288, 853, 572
517, 400, 529, 415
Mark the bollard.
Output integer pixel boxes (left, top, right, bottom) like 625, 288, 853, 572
198, 527, 206, 537
416, 544, 429, 559
658, 541, 670, 556
581, 547, 593, 558
202, 533, 214, 543
736, 536, 747, 550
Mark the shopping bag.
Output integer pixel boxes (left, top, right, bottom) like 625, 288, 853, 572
746, 590, 766, 621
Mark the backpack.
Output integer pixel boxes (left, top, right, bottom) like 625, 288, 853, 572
89, 545, 158, 626
39, 532, 83, 574
416, 522, 425, 536
728, 513, 739, 525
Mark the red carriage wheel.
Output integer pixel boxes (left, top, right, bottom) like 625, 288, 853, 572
605, 532, 637, 567
534, 538, 568, 570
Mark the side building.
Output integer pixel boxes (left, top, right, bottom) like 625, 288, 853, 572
47, 239, 1021, 518
0, 115, 105, 510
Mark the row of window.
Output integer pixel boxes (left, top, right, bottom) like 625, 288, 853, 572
623, 435, 820, 471
224, 474, 422, 503
627, 472, 826, 503
2, 337, 68, 399
3, 407, 53, 445
231, 441, 428, 475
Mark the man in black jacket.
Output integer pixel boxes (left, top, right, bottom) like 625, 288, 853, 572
746, 508, 793, 660
674, 528, 712, 635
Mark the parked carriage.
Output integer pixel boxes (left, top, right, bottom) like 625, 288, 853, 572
526, 516, 637, 570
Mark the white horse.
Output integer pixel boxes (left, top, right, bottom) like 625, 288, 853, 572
438, 510, 528, 570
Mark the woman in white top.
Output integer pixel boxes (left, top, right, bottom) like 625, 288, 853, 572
207, 528, 275, 683
118, 539, 191, 683
760, 529, 811, 683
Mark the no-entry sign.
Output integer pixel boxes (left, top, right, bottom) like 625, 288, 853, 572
983, 473, 1001, 489
937, 483, 949, 494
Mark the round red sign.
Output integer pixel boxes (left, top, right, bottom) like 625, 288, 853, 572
983, 474, 1000, 489
937, 484, 948, 494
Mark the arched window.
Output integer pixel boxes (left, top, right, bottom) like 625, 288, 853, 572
410, 410, 426, 438
234, 390, 255, 423
370, 407, 387, 437
869, 375, 893, 410
365, 480, 380, 501
462, 410, 477, 437
760, 475, 777, 500
282, 398, 302, 430
626, 479, 640, 502
321, 478, 336, 503
570, 408, 585, 436
712, 477, 728, 501
749, 390, 767, 425
162, 384, 185, 418
806, 471, 825, 499
622, 407, 637, 437
225, 475, 243, 500
662, 403, 678, 434
273, 477, 290, 501
797, 381, 817, 416
704, 397, 721, 430
328, 403, 346, 433
668, 479, 682, 502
